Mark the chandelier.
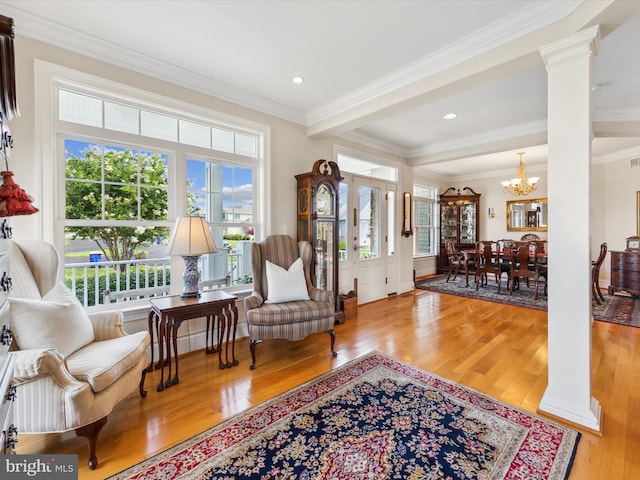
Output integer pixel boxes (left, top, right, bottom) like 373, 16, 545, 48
501, 152, 539, 196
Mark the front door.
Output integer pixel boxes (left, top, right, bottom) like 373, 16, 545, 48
347, 177, 394, 304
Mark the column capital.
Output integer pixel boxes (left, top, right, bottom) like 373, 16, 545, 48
539, 25, 601, 67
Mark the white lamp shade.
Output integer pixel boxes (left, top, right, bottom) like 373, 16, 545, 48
167, 216, 217, 256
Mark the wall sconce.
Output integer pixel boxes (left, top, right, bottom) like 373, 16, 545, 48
488, 207, 495, 219
402, 192, 413, 237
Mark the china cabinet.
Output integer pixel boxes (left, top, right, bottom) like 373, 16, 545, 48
438, 187, 481, 272
295, 160, 344, 322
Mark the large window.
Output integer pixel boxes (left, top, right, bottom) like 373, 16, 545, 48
413, 185, 437, 256
48, 73, 266, 306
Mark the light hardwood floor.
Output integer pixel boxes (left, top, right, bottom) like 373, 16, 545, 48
17, 287, 640, 479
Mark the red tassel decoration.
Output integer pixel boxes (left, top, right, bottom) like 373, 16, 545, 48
0, 171, 39, 216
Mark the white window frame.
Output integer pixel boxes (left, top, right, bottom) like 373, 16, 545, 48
34, 60, 271, 306
413, 184, 437, 257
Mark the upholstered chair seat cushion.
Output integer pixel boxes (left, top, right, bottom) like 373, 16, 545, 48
246, 299, 333, 325
66, 331, 149, 393
246, 299, 334, 342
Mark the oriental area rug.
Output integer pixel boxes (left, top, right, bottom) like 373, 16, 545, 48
415, 275, 640, 328
109, 352, 580, 480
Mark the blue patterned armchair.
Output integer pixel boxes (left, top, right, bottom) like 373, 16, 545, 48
244, 235, 336, 369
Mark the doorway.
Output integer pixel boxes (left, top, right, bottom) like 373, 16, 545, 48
339, 175, 397, 305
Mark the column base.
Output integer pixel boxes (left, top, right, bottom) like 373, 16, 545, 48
538, 394, 602, 435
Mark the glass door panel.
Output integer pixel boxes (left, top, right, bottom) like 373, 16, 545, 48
339, 183, 348, 261
358, 185, 380, 260
441, 201, 457, 242
459, 200, 477, 245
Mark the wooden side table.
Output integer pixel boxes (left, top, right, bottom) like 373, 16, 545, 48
140, 290, 238, 395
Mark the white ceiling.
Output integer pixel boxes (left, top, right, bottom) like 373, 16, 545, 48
2, 0, 640, 180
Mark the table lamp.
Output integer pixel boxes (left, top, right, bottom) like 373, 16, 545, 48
167, 216, 217, 298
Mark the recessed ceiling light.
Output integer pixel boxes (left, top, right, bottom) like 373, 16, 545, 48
292, 76, 304, 84
443, 113, 457, 120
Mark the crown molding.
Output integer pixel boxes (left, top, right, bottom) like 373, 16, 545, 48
307, 0, 582, 125
338, 131, 410, 159
339, 119, 551, 162
1, 2, 306, 125
592, 145, 640, 164
409, 120, 548, 159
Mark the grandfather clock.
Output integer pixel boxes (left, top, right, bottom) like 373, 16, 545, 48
295, 159, 343, 322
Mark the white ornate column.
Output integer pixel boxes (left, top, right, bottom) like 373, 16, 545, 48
538, 25, 601, 433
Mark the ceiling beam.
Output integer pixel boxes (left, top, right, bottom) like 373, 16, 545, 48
307, 1, 638, 140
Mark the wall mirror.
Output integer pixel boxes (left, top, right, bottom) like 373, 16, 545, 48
506, 197, 548, 232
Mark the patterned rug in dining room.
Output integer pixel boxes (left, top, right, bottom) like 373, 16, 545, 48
109, 351, 580, 480
415, 275, 640, 328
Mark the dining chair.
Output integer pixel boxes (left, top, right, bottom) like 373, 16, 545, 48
444, 238, 465, 282
497, 239, 517, 276
475, 240, 508, 293
592, 242, 607, 304
509, 241, 544, 299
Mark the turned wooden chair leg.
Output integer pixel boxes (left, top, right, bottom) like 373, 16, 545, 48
75, 416, 108, 470
328, 329, 337, 357
249, 338, 262, 370
592, 282, 602, 305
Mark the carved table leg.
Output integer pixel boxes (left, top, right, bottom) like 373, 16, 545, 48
156, 314, 166, 392
205, 314, 218, 354
170, 318, 181, 386
231, 303, 239, 366
219, 310, 228, 369
140, 310, 156, 397
223, 307, 232, 368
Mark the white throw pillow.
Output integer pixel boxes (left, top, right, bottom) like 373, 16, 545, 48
9, 282, 95, 356
265, 257, 310, 303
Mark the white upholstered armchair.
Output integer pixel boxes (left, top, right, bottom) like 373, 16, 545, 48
3, 239, 150, 469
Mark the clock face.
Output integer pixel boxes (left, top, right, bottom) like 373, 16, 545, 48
316, 185, 333, 216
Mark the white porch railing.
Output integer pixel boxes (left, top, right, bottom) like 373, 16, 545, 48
65, 247, 250, 307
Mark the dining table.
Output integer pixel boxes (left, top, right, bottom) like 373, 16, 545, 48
461, 247, 547, 287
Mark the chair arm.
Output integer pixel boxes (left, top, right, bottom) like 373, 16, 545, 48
309, 287, 332, 303
244, 293, 264, 311
12, 348, 70, 385
87, 310, 127, 341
